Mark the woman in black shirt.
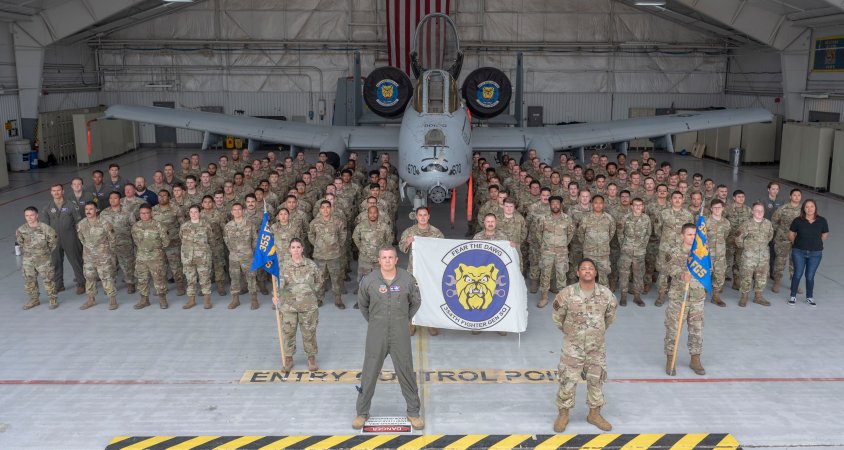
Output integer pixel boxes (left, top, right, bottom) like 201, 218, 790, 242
788, 199, 829, 306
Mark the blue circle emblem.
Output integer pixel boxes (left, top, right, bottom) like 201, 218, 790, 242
441, 248, 509, 324
476, 80, 500, 108
375, 79, 400, 107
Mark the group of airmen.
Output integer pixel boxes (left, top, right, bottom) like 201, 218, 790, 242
16, 145, 810, 433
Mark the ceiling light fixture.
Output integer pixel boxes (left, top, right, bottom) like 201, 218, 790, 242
635, 1, 667, 6
145, 83, 173, 88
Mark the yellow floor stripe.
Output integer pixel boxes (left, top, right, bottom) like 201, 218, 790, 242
168, 436, 222, 450
256, 435, 313, 450
443, 435, 488, 450
715, 435, 740, 450
350, 434, 401, 450
488, 434, 533, 450
213, 435, 266, 449
582, 434, 622, 449
398, 435, 445, 450
120, 436, 175, 450
303, 435, 356, 450
109, 436, 130, 445
619, 434, 665, 450
668, 434, 709, 450
534, 434, 578, 450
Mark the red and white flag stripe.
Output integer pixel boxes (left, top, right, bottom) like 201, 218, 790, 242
386, 0, 451, 76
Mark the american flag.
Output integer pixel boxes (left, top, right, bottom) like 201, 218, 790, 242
386, 0, 451, 76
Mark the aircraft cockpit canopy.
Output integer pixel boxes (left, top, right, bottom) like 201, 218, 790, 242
412, 70, 459, 115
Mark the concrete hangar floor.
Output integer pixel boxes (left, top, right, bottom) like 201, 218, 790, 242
0, 148, 841, 450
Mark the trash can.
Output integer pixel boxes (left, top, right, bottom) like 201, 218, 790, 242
29, 151, 38, 169
730, 147, 742, 167
5, 139, 31, 172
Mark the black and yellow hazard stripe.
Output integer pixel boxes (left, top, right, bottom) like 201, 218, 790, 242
105, 433, 740, 450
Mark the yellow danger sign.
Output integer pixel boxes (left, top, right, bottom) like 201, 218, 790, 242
241, 369, 562, 384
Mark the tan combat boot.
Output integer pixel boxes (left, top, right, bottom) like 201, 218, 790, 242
334, 294, 345, 310
259, 279, 269, 295
158, 294, 169, 309
216, 280, 226, 296
108, 295, 118, 310
633, 293, 645, 307
75, 285, 86, 295
690, 354, 706, 375
528, 278, 539, 294
203, 294, 212, 309
754, 291, 771, 306
666, 355, 676, 376
586, 407, 612, 431
176, 281, 186, 296
538, 292, 549, 308
183, 296, 196, 309
134, 295, 150, 310
643, 282, 651, 295
609, 278, 618, 293
352, 416, 366, 430
732, 278, 740, 290
407, 416, 425, 430
49, 297, 58, 309
771, 276, 781, 293
80, 296, 96, 310
553, 409, 569, 433
228, 293, 240, 309
738, 292, 749, 307
619, 292, 627, 307
283, 356, 294, 371
655, 288, 666, 306
126, 283, 136, 294
711, 291, 726, 307
250, 293, 259, 310
308, 356, 319, 371
23, 298, 40, 310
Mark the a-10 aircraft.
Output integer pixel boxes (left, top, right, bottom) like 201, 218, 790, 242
105, 13, 772, 207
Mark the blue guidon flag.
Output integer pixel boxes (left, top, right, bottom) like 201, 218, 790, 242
687, 216, 713, 293
250, 212, 279, 279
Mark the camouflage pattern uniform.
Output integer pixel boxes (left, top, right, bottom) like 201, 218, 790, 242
399, 224, 445, 273
16, 222, 58, 307
278, 257, 323, 357
473, 230, 509, 241
77, 218, 117, 298
655, 207, 694, 293
567, 204, 591, 284
353, 220, 394, 287
180, 219, 213, 297
201, 208, 228, 286
724, 204, 752, 283
736, 218, 774, 294
705, 215, 731, 292
770, 203, 801, 280
578, 212, 616, 286
224, 218, 258, 295
99, 206, 136, 287
271, 220, 305, 262
618, 213, 651, 296
538, 212, 575, 293
308, 215, 346, 298
526, 201, 550, 283
132, 219, 169, 297
498, 212, 527, 270
645, 201, 670, 289
663, 243, 706, 356
552, 283, 617, 410
153, 203, 186, 291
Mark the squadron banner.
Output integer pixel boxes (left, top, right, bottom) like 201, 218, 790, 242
411, 237, 528, 333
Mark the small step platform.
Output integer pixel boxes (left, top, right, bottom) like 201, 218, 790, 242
105, 433, 740, 450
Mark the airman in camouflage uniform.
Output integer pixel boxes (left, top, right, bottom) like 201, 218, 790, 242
736, 203, 774, 307
567, 191, 592, 284
655, 192, 694, 306
152, 190, 186, 296
353, 207, 394, 297
99, 191, 136, 293
17, 207, 58, 309
617, 198, 651, 306
77, 202, 117, 310
526, 189, 551, 293
308, 200, 347, 308
704, 199, 730, 306
769, 189, 802, 293
551, 259, 617, 433
644, 184, 669, 292
663, 224, 707, 377
201, 196, 228, 295
537, 197, 575, 308
399, 207, 444, 337
181, 205, 214, 309
578, 196, 616, 287
498, 198, 527, 271
275, 238, 323, 371
271, 208, 305, 261
131, 204, 169, 309
724, 191, 751, 289
224, 203, 259, 310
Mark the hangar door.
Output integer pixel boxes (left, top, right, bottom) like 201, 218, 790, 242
153, 101, 177, 146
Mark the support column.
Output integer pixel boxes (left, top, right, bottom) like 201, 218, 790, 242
12, 26, 45, 141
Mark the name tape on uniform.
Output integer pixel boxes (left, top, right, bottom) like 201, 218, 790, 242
241, 369, 562, 384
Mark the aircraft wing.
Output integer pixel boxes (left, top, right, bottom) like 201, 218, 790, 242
103, 105, 401, 151
470, 108, 773, 151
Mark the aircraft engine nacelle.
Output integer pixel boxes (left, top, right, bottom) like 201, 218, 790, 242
363, 67, 413, 118
461, 67, 512, 119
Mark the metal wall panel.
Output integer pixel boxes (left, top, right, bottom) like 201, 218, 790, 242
522, 92, 612, 124
38, 91, 101, 113
803, 98, 844, 123
0, 94, 21, 141
725, 94, 785, 116
611, 93, 725, 119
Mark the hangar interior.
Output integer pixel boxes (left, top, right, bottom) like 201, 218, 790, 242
1, 1, 844, 449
